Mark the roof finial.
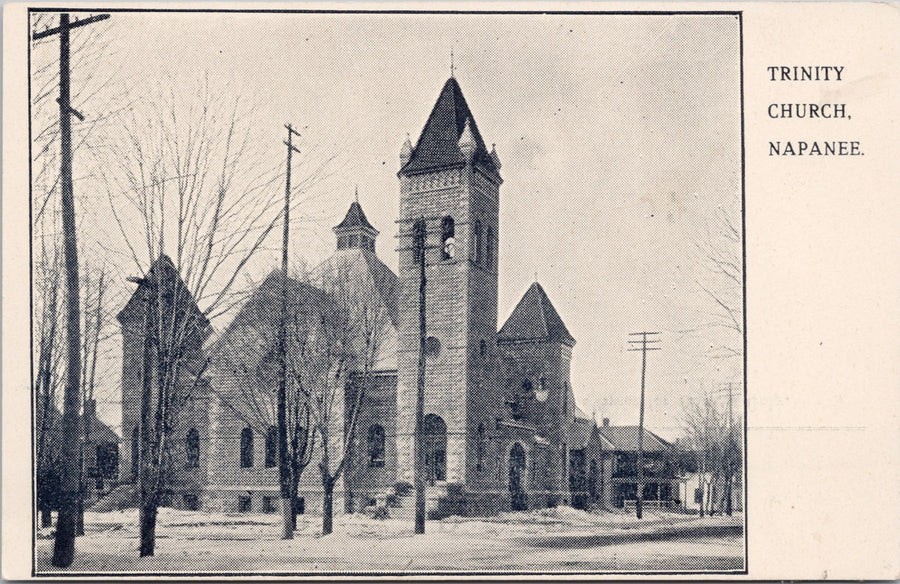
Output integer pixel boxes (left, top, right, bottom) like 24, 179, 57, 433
450, 48, 455, 78
534, 270, 538, 282
354, 184, 359, 203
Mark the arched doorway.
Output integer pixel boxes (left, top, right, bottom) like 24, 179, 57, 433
509, 442, 528, 511
423, 414, 447, 484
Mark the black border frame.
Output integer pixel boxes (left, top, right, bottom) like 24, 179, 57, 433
27, 7, 748, 578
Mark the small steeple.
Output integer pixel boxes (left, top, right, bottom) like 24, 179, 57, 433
458, 117, 476, 158
490, 143, 501, 169
333, 195, 379, 253
399, 133, 413, 166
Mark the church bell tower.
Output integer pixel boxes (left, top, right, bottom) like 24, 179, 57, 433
395, 77, 503, 487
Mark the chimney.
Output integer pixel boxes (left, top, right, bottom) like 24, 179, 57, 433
602, 417, 610, 427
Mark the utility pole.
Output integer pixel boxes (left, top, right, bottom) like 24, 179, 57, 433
278, 124, 301, 540
34, 12, 110, 569
628, 331, 660, 519
413, 218, 427, 534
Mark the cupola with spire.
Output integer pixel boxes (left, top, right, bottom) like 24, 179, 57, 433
333, 190, 378, 252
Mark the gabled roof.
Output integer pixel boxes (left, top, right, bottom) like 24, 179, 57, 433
400, 77, 498, 176
498, 282, 575, 346
598, 426, 671, 454
206, 270, 328, 368
334, 200, 377, 233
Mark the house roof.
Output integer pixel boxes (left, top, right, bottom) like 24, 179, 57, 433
567, 417, 594, 449
36, 404, 120, 445
597, 425, 671, 453
334, 200, 377, 234
313, 248, 399, 329
400, 77, 498, 176
498, 282, 575, 345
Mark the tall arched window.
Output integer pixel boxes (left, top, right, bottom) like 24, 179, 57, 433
368, 424, 385, 468
240, 427, 254, 468
441, 216, 455, 260
473, 219, 483, 264
485, 226, 494, 269
265, 425, 277, 468
185, 428, 200, 469
476, 423, 486, 471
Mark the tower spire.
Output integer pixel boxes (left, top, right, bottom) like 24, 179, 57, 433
450, 48, 455, 78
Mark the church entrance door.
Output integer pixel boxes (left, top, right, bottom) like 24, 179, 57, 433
509, 442, 527, 511
423, 414, 447, 485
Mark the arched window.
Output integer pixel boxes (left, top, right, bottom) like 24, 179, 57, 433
368, 424, 385, 468
240, 427, 254, 468
476, 423, 486, 471
485, 226, 494, 269
265, 426, 277, 468
473, 219, 483, 264
441, 216, 455, 260
186, 428, 200, 469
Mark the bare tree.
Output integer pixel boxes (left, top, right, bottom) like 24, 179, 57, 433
295, 258, 391, 536
681, 392, 740, 516
690, 196, 743, 362
205, 271, 320, 536
102, 80, 310, 557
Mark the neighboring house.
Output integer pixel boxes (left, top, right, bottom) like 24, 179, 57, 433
681, 472, 743, 514
596, 420, 680, 509
118, 75, 672, 517
36, 398, 120, 515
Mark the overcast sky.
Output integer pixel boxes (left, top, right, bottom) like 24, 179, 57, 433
31, 11, 742, 440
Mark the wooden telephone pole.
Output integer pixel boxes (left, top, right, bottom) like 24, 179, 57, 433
33, 12, 110, 568
412, 218, 427, 534
628, 331, 660, 519
278, 124, 301, 539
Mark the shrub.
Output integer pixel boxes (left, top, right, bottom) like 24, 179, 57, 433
393, 481, 413, 496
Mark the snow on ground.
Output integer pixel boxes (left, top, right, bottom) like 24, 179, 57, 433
35, 507, 744, 574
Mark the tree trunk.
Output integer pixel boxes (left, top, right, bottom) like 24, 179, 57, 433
41, 508, 52, 528
322, 479, 334, 536
75, 448, 85, 536
280, 496, 293, 539
139, 500, 157, 557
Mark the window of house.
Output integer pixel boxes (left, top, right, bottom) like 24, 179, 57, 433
485, 226, 494, 269
185, 428, 200, 468
441, 216, 455, 260
240, 427, 254, 468
425, 336, 441, 357
476, 423, 486, 471
238, 495, 252, 513
265, 425, 277, 468
473, 219, 483, 264
262, 496, 276, 513
368, 424, 385, 468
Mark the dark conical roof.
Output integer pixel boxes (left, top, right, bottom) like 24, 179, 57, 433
400, 78, 498, 176
334, 200, 376, 232
498, 282, 575, 345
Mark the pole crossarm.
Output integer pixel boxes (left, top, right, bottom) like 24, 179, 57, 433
32, 13, 109, 39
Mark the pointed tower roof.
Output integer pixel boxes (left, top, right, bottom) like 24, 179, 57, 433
498, 282, 575, 346
334, 199, 376, 232
117, 254, 208, 334
400, 77, 498, 176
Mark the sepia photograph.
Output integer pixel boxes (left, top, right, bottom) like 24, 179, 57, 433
25, 8, 744, 575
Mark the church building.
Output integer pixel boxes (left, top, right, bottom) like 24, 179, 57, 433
118, 77, 676, 516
